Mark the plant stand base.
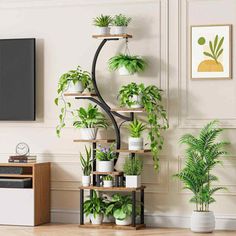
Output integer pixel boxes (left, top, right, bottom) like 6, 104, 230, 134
79, 223, 146, 230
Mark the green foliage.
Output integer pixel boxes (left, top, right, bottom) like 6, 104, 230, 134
123, 157, 143, 175
96, 143, 116, 161
103, 175, 113, 181
93, 14, 112, 27
73, 104, 108, 129
80, 146, 93, 176
84, 191, 106, 218
111, 14, 131, 27
129, 119, 146, 138
108, 54, 147, 74
174, 120, 229, 212
203, 35, 224, 63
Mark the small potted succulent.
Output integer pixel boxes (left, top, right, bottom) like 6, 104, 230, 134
93, 14, 112, 35
96, 143, 116, 172
80, 146, 92, 187
84, 191, 106, 225
111, 14, 131, 35
123, 157, 143, 188
108, 53, 147, 76
103, 175, 113, 187
73, 104, 108, 140
128, 119, 146, 150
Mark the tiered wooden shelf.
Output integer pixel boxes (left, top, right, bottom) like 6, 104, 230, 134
80, 223, 145, 230
111, 107, 145, 113
73, 139, 115, 143
92, 171, 123, 175
79, 185, 145, 191
92, 34, 132, 39
64, 92, 97, 97
116, 149, 151, 154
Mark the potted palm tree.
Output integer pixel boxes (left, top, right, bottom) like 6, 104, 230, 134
93, 14, 112, 35
111, 14, 131, 35
174, 120, 229, 233
80, 146, 92, 187
73, 104, 108, 140
103, 175, 113, 187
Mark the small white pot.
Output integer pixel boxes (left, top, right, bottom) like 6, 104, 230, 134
126, 175, 141, 188
96, 26, 110, 35
82, 175, 90, 187
112, 26, 127, 35
67, 80, 84, 93
97, 160, 114, 172
79, 128, 98, 140
118, 66, 132, 76
191, 211, 215, 233
103, 180, 113, 187
128, 137, 143, 150
130, 94, 143, 108
90, 214, 103, 225
115, 216, 132, 226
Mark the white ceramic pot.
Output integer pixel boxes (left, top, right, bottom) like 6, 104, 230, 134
118, 66, 132, 76
103, 180, 113, 187
79, 128, 98, 140
126, 175, 141, 188
130, 94, 143, 108
191, 211, 215, 233
82, 175, 90, 187
67, 80, 84, 93
90, 214, 103, 225
112, 26, 127, 35
115, 216, 132, 226
97, 160, 114, 172
128, 137, 143, 150
96, 26, 110, 35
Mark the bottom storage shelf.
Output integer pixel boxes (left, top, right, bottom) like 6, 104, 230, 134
79, 223, 146, 230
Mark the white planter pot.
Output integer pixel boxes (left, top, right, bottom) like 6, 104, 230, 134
191, 211, 215, 233
126, 175, 141, 188
118, 66, 132, 76
96, 26, 110, 35
67, 80, 84, 93
128, 137, 143, 150
115, 216, 132, 226
79, 128, 98, 140
112, 26, 127, 35
90, 214, 103, 225
82, 175, 90, 187
97, 160, 114, 172
103, 180, 113, 187
130, 94, 143, 108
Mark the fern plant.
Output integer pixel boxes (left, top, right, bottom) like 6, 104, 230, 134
123, 157, 143, 175
80, 146, 93, 176
174, 120, 229, 212
103, 175, 113, 181
93, 14, 112, 27
129, 119, 146, 138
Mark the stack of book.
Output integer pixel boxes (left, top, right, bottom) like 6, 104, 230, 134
8, 155, 37, 163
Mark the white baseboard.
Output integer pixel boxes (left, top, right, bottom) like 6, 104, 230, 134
51, 209, 236, 230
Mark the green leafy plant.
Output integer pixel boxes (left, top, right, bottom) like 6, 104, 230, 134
84, 191, 106, 218
108, 54, 147, 74
96, 143, 116, 161
129, 119, 146, 138
73, 104, 108, 128
111, 14, 131, 27
80, 146, 93, 176
103, 175, 113, 181
123, 157, 143, 176
174, 120, 229, 212
55, 66, 92, 137
93, 14, 112, 27
203, 35, 224, 63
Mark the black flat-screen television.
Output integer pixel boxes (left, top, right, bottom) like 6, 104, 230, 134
0, 38, 35, 121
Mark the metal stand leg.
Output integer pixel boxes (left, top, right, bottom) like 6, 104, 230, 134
96, 175, 100, 187
92, 143, 96, 186
115, 176, 119, 187
80, 189, 84, 225
132, 191, 136, 227
141, 189, 144, 224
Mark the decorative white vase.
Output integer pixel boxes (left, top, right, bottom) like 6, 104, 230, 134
82, 175, 90, 187
96, 26, 110, 35
97, 160, 114, 172
130, 94, 143, 108
126, 175, 141, 188
115, 216, 132, 226
112, 26, 127, 35
67, 80, 84, 93
103, 180, 113, 187
79, 128, 98, 140
191, 211, 215, 233
128, 137, 143, 150
118, 66, 131, 76
90, 214, 103, 225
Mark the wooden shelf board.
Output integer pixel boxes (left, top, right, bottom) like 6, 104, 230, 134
111, 107, 145, 113
116, 149, 151, 154
79, 223, 145, 230
79, 185, 145, 191
0, 174, 32, 178
73, 139, 115, 143
64, 93, 97, 97
92, 34, 132, 39
92, 171, 123, 176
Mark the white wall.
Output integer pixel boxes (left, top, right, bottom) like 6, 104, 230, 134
0, 0, 236, 230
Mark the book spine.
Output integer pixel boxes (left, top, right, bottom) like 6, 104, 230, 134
8, 159, 36, 163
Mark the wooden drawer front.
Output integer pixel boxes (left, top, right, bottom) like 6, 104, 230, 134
0, 189, 34, 226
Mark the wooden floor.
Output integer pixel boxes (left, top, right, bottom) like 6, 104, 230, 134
0, 224, 235, 236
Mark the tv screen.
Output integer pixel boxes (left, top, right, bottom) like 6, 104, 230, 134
0, 38, 35, 121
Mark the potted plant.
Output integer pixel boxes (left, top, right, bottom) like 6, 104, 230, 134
108, 54, 147, 76
84, 191, 106, 225
111, 14, 131, 35
96, 143, 116, 172
174, 120, 229, 233
80, 146, 92, 187
128, 119, 146, 150
73, 104, 109, 140
93, 14, 112, 35
103, 175, 113, 187
123, 157, 143, 188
